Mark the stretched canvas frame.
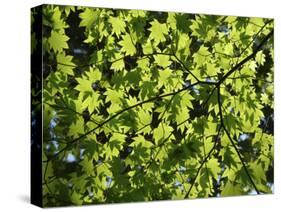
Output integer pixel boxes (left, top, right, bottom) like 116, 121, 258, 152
31, 4, 274, 207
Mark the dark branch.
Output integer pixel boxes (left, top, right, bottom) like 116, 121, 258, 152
219, 29, 273, 84
217, 84, 260, 194
43, 81, 207, 162
184, 125, 222, 198
238, 20, 273, 58
172, 53, 201, 82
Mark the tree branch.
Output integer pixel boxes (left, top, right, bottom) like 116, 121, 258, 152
171, 53, 201, 82
238, 20, 273, 58
43, 81, 207, 162
227, 75, 273, 84
219, 29, 273, 84
217, 84, 260, 194
184, 125, 222, 198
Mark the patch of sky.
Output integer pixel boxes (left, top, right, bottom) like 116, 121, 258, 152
80, 149, 85, 159
206, 78, 216, 83
174, 181, 184, 191
184, 81, 191, 88
73, 48, 87, 55
51, 140, 59, 149
218, 25, 230, 36
192, 85, 200, 95
105, 176, 112, 188
179, 166, 186, 173
65, 152, 77, 163
238, 133, 250, 142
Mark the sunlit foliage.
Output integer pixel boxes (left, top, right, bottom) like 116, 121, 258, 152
31, 5, 274, 207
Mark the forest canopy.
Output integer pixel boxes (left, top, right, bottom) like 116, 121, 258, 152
31, 5, 274, 207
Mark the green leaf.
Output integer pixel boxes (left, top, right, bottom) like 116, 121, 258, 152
105, 133, 126, 160
206, 158, 221, 179
190, 15, 217, 41
50, 7, 68, 29
159, 68, 172, 85
105, 89, 124, 104
204, 121, 217, 137
206, 63, 218, 76
68, 116, 85, 137
248, 60, 257, 71
75, 77, 93, 93
109, 16, 126, 37
154, 54, 172, 68
175, 32, 191, 58
221, 181, 245, 196
153, 123, 174, 145
131, 135, 153, 148
148, 19, 168, 44
249, 161, 266, 184
193, 46, 210, 67
48, 31, 69, 53
136, 109, 152, 133
71, 191, 83, 205
82, 93, 100, 114
142, 40, 154, 54
86, 67, 102, 82
255, 50, 266, 66
119, 33, 136, 56
80, 155, 94, 175
111, 53, 125, 71
57, 53, 75, 75
79, 8, 98, 29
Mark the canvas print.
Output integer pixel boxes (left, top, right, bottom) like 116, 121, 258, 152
31, 4, 274, 207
